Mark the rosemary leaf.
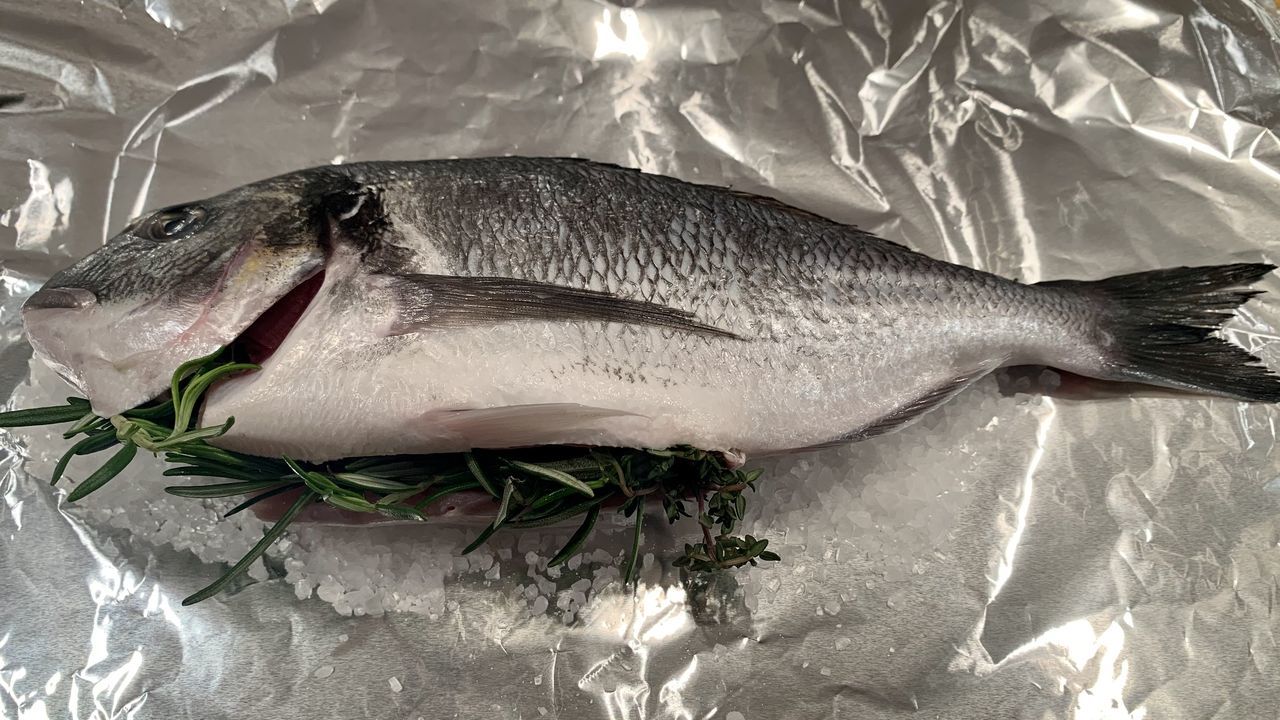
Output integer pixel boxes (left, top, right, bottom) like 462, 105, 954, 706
170, 363, 257, 437
332, 472, 416, 492
163, 466, 280, 482
523, 486, 581, 514
322, 491, 377, 513
0, 401, 93, 428
375, 483, 432, 506
506, 459, 594, 497
62, 412, 107, 438
122, 399, 175, 421
181, 489, 317, 605
531, 456, 610, 477
223, 484, 299, 517
151, 417, 235, 449
461, 520, 502, 555
65, 442, 138, 502
507, 496, 608, 529
50, 429, 120, 485
169, 349, 224, 411
464, 452, 499, 498
343, 458, 435, 476
493, 480, 515, 527
165, 479, 296, 498
165, 445, 285, 475
548, 504, 601, 567
623, 501, 645, 586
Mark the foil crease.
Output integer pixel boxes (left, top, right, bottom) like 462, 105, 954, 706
2, 1, 1280, 718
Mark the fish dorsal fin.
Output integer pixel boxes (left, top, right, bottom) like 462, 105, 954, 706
384, 274, 740, 339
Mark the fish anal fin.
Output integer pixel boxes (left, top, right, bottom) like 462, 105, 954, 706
805, 363, 997, 451
854, 365, 996, 441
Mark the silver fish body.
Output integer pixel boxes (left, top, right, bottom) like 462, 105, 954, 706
21, 158, 1280, 461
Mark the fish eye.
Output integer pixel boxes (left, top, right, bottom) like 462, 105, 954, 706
143, 205, 207, 241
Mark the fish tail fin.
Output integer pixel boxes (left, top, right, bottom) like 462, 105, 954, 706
1037, 263, 1280, 402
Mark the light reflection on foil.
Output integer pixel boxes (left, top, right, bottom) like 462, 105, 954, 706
989, 399, 1054, 599
1, 1, 1279, 719
594, 9, 650, 62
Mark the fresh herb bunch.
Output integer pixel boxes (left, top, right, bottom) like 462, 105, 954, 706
0, 351, 778, 605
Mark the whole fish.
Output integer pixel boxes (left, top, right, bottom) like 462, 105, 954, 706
20, 157, 1280, 462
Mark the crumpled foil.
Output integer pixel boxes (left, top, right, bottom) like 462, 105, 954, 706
3, 1, 1280, 718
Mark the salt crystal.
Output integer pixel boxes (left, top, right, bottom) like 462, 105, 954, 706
531, 596, 548, 615
337, 634, 348, 643
388, 676, 402, 693
835, 638, 851, 650
726, 713, 746, 720
313, 665, 334, 679
317, 581, 341, 603
571, 578, 591, 593
533, 674, 543, 686
820, 667, 832, 676
538, 709, 547, 717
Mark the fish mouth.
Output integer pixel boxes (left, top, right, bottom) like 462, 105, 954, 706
233, 269, 326, 364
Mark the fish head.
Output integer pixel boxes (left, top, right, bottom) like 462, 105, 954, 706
21, 174, 328, 416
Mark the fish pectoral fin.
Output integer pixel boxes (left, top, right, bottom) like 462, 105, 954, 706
383, 273, 739, 339
421, 403, 645, 448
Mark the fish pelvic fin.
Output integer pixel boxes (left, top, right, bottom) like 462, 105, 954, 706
1038, 262, 1280, 402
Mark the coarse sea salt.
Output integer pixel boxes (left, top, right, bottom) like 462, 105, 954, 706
10, 355, 1044, 620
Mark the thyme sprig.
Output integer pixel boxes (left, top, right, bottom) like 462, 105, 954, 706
0, 351, 778, 605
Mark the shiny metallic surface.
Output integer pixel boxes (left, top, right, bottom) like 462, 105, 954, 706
2, 1, 1279, 718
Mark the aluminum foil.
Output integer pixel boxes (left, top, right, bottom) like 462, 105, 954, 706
3, 1, 1280, 718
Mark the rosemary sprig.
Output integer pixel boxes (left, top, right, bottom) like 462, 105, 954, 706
0, 351, 779, 605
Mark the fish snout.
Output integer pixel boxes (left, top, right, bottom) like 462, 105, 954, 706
24, 287, 98, 310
